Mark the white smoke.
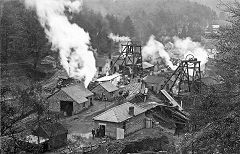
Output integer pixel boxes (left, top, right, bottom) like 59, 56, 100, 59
142, 35, 208, 71
23, 0, 96, 87
108, 33, 131, 42
142, 35, 177, 70
173, 37, 208, 70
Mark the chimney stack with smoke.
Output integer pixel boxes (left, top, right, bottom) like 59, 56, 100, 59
23, 0, 96, 87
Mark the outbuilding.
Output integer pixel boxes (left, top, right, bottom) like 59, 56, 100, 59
93, 102, 147, 139
143, 75, 172, 93
48, 84, 94, 116
91, 82, 119, 101
32, 122, 68, 150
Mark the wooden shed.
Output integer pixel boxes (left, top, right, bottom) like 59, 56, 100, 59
143, 75, 172, 93
91, 82, 119, 101
32, 122, 68, 150
48, 84, 94, 116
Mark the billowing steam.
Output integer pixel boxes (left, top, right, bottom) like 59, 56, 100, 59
23, 0, 96, 87
173, 37, 208, 70
108, 33, 131, 42
142, 35, 208, 71
142, 35, 177, 70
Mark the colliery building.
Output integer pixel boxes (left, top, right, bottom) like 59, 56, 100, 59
143, 75, 173, 93
93, 102, 147, 139
91, 81, 119, 101
47, 84, 94, 116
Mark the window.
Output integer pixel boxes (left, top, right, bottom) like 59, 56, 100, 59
99, 67, 102, 72
83, 102, 86, 108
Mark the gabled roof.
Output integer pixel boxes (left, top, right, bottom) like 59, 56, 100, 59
62, 84, 93, 98
33, 122, 67, 138
100, 82, 118, 92
143, 75, 167, 84
93, 102, 146, 123
49, 84, 92, 104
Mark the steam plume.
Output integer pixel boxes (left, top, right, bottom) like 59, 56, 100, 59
142, 35, 177, 70
23, 0, 96, 87
108, 33, 131, 42
173, 37, 208, 70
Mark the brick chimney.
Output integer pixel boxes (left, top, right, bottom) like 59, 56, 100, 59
129, 106, 134, 116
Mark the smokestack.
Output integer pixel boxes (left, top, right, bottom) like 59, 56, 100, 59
129, 106, 134, 116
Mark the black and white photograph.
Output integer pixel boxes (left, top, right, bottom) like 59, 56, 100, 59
1, 0, 240, 153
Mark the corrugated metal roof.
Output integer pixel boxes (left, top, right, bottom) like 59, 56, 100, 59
93, 102, 146, 123
100, 82, 118, 92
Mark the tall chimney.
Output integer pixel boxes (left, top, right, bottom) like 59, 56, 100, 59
129, 106, 134, 116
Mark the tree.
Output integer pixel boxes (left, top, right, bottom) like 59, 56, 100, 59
1, 84, 48, 153
122, 16, 136, 38
181, 2, 240, 153
106, 14, 121, 34
180, 25, 187, 38
213, 1, 240, 85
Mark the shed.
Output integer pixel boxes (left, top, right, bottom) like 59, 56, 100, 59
32, 122, 68, 150
48, 84, 94, 116
93, 102, 147, 139
91, 82, 119, 101
143, 75, 172, 93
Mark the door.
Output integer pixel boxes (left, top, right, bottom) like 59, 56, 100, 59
99, 125, 105, 137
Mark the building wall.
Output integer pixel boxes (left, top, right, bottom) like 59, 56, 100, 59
125, 113, 146, 135
48, 99, 60, 113
73, 100, 90, 114
92, 86, 115, 101
48, 97, 92, 115
94, 121, 122, 139
94, 113, 146, 139
145, 82, 171, 93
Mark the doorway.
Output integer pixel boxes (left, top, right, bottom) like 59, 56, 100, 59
60, 101, 73, 116
99, 125, 105, 137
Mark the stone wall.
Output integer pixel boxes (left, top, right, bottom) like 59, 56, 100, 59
125, 113, 146, 135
